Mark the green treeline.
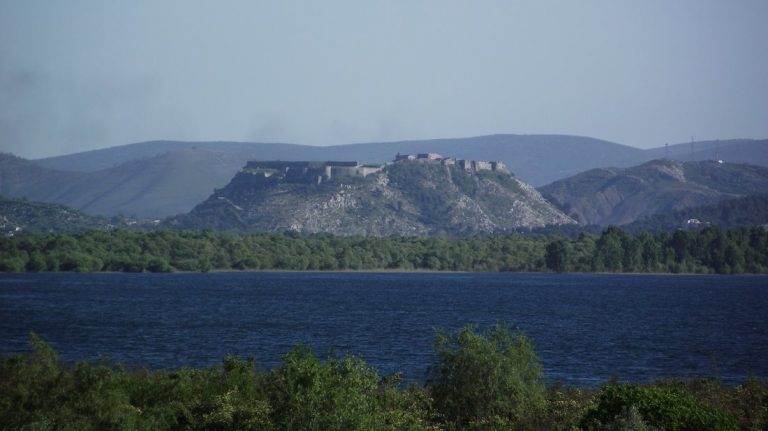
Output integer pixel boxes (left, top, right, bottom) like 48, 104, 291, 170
2, 326, 765, 430
543, 226, 768, 274
0, 226, 767, 274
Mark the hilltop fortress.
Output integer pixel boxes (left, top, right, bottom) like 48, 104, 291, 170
239, 153, 507, 184
241, 160, 383, 184
393, 152, 506, 172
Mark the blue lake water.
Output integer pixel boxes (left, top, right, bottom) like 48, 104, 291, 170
0, 272, 766, 386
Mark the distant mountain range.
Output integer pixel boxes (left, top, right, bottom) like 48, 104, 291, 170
33, 135, 645, 187
1, 134, 765, 220
539, 160, 768, 226
166, 160, 575, 235
34, 135, 768, 185
644, 139, 768, 167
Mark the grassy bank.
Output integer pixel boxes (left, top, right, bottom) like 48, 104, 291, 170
2, 326, 766, 430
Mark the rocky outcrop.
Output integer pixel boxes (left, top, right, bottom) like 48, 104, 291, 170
166, 161, 575, 235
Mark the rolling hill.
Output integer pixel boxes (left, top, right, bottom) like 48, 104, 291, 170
34, 136, 768, 186
1, 150, 249, 218
539, 159, 768, 226
34, 134, 646, 186
0, 195, 115, 234
623, 193, 768, 233
644, 139, 768, 167
1, 153, 80, 200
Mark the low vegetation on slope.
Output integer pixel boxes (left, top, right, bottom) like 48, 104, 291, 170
624, 194, 768, 233
3, 326, 765, 430
0, 196, 116, 234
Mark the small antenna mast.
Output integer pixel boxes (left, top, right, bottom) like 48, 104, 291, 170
715, 139, 720, 161
690, 137, 694, 162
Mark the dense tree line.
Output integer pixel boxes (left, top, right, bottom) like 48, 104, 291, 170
3, 326, 765, 430
0, 226, 766, 274
543, 226, 768, 274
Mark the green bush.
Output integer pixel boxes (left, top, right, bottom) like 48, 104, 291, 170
598, 405, 658, 431
426, 324, 547, 430
581, 384, 738, 431
265, 346, 432, 431
545, 385, 597, 430
2, 333, 766, 431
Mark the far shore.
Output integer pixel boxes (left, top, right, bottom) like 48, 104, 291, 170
3, 269, 765, 277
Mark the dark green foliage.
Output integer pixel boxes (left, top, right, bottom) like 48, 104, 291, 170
0, 335, 434, 431
545, 385, 598, 430
427, 324, 547, 429
265, 346, 431, 431
582, 384, 738, 431
596, 406, 658, 431
2, 332, 767, 430
0, 225, 766, 274
545, 239, 570, 272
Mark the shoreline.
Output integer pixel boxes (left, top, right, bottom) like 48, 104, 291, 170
1, 269, 765, 276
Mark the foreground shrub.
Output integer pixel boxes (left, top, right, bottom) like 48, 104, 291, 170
426, 324, 547, 430
266, 346, 432, 431
581, 383, 738, 431
0, 333, 70, 429
664, 378, 768, 431
732, 377, 768, 430
3, 331, 767, 430
598, 405, 658, 431
0, 336, 274, 430
545, 385, 598, 430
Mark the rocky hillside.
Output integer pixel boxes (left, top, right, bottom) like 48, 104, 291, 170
166, 161, 575, 235
0, 196, 115, 234
539, 159, 768, 226
622, 193, 768, 233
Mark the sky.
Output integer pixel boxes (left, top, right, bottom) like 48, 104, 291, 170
1, 1, 767, 159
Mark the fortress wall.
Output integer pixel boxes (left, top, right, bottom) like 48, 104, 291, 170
475, 161, 492, 171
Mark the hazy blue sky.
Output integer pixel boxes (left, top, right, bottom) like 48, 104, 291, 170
1, 1, 767, 158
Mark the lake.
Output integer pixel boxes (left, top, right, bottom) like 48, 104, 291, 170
0, 272, 766, 386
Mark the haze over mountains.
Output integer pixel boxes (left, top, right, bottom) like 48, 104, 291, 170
1, 134, 766, 223
1, 151, 248, 218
